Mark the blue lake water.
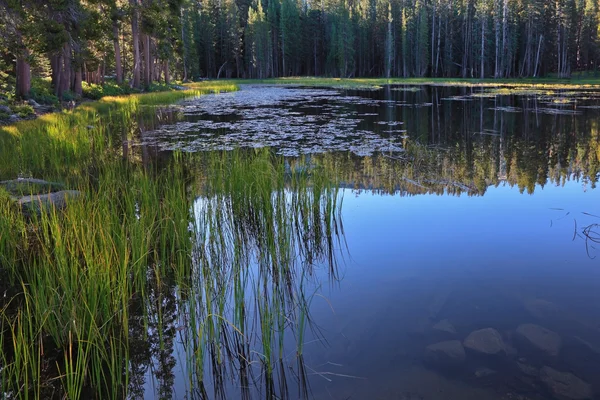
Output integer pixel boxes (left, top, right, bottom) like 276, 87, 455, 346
141, 85, 600, 399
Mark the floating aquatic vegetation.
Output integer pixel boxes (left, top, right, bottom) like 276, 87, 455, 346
143, 86, 406, 157
390, 87, 423, 92
489, 106, 522, 113
536, 107, 582, 116
441, 96, 473, 101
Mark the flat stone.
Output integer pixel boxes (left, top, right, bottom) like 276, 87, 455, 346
18, 190, 81, 214
515, 324, 561, 357
540, 366, 592, 400
424, 340, 466, 368
463, 328, 506, 356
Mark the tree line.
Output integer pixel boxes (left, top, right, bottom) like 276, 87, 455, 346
2, 0, 600, 100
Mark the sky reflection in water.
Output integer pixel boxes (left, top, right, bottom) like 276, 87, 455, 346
142, 85, 600, 400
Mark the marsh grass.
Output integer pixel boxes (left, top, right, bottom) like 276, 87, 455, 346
0, 81, 344, 399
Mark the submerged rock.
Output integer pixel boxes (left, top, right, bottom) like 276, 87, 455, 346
18, 190, 81, 214
515, 324, 561, 357
540, 366, 592, 400
474, 367, 497, 378
561, 336, 600, 383
432, 319, 457, 336
524, 298, 565, 322
424, 340, 466, 368
516, 359, 539, 377
463, 328, 506, 356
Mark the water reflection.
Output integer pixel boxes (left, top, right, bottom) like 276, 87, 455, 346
134, 85, 600, 399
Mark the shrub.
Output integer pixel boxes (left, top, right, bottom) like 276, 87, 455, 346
11, 104, 35, 118
29, 78, 59, 106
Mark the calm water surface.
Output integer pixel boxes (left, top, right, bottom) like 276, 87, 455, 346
142, 85, 600, 399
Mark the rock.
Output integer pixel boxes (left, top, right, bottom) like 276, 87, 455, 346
540, 366, 592, 400
463, 328, 506, 356
8, 114, 19, 123
0, 105, 11, 113
515, 324, 561, 357
27, 99, 41, 107
474, 367, 496, 378
0, 178, 65, 196
432, 319, 457, 336
561, 336, 600, 382
516, 360, 539, 377
424, 340, 466, 368
524, 298, 565, 321
18, 190, 81, 214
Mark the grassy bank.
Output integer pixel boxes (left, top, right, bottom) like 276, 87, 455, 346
0, 81, 343, 399
227, 76, 600, 90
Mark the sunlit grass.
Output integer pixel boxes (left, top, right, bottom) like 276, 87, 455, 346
228, 76, 600, 90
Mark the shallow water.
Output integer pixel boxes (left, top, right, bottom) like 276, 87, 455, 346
141, 85, 600, 399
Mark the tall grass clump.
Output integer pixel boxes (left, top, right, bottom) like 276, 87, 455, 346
184, 149, 344, 398
0, 82, 238, 399
0, 81, 345, 399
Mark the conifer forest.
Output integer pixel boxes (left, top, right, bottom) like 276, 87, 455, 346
3, 0, 600, 100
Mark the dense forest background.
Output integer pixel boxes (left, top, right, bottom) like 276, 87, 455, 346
2, 0, 600, 100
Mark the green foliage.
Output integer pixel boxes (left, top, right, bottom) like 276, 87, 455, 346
81, 81, 131, 99
11, 104, 34, 118
29, 78, 59, 106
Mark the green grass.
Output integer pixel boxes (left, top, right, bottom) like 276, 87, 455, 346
0, 80, 343, 399
225, 76, 600, 90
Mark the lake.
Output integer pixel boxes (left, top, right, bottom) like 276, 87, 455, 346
136, 84, 600, 400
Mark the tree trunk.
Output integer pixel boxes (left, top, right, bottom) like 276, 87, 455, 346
113, 21, 123, 84
143, 34, 152, 87
51, 52, 63, 98
164, 60, 170, 84
60, 43, 72, 96
481, 16, 485, 79
501, 0, 508, 77
131, 0, 141, 88
74, 67, 83, 97
180, 9, 187, 82
16, 54, 31, 99
534, 35, 543, 77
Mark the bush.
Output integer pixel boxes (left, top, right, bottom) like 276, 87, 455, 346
61, 90, 75, 102
82, 81, 130, 100
11, 104, 35, 118
147, 82, 174, 93
29, 78, 59, 106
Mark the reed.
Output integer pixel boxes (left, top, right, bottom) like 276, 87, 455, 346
0, 80, 345, 399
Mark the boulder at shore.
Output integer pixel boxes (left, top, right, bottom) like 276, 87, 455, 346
18, 190, 81, 214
